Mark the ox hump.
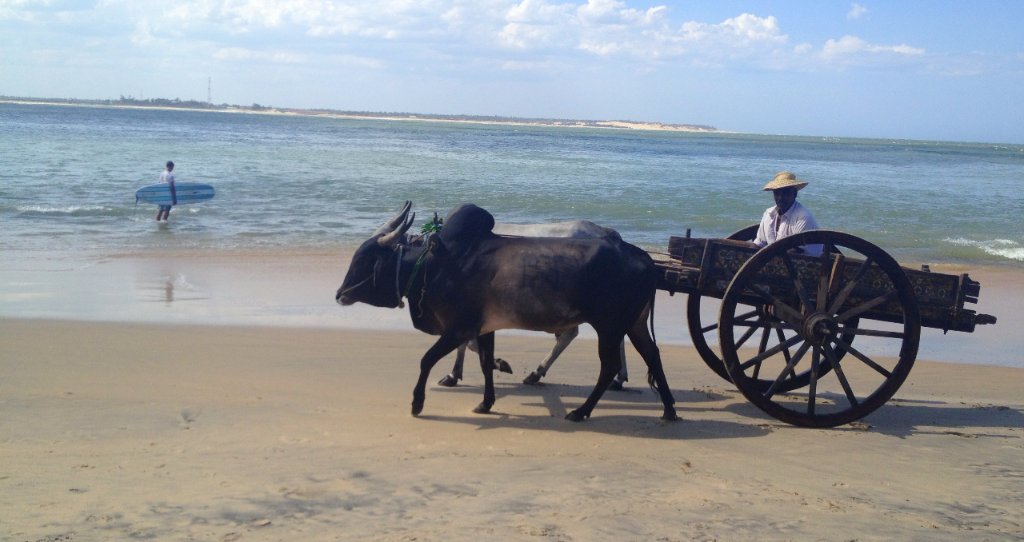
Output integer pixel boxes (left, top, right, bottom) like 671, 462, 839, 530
492, 220, 619, 240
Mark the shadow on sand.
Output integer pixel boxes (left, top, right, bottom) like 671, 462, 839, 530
427, 379, 1024, 440
421, 381, 769, 440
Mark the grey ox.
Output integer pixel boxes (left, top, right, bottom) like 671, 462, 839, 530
335, 202, 678, 421
438, 219, 629, 389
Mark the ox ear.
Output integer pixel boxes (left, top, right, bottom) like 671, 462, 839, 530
372, 201, 413, 236
378, 211, 415, 247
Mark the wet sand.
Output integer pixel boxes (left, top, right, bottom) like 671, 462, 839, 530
1, 249, 1019, 367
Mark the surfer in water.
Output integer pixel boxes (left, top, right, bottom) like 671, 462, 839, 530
156, 161, 177, 222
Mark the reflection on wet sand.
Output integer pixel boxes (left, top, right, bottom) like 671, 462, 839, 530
139, 268, 209, 304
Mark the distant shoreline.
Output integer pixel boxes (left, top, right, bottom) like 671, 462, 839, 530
0, 96, 720, 134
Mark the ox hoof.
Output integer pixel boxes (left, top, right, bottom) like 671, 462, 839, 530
473, 402, 493, 414
495, 358, 513, 374
523, 372, 542, 385
661, 408, 680, 422
437, 374, 460, 387
565, 409, 590, 422
411, 401, 424, 417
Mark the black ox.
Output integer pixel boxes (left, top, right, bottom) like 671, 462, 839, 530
335, 202, 678, 421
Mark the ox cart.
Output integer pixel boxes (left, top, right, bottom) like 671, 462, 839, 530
652, 226, 997, 428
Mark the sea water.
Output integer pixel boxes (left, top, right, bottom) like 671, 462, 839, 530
2, 102, 1022, 265
2, 102, 1022, 367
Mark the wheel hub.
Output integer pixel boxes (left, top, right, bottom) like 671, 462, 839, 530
801, 312, 838, 345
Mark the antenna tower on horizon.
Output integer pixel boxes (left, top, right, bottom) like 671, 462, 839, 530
207, 77, 212, 104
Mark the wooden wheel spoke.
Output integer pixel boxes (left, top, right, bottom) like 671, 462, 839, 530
833, 338, 893, 378
763, 341, 812, 399
774, 327, 798, 380
703, 308, 759, 334
837, 290, 897, 323
734, 322, 761, 350
736, 308, 760, 321
758, 325, 772, 353
749, 284, 803, 324
806, 348, 821, 415
781, 253, 814, 314
822, 343, 858, 407
738, 333, 804, 372
827, 256, 876, 314
732, 318, 796, 333
753, 325, 772, 380
816, 247, 833, 313
699, 321, 718, 334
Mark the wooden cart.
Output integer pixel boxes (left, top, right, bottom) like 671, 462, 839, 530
654, 226, 997, 428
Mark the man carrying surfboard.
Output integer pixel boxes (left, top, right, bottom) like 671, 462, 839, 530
156, 161, 177, 222
135, 167, 214, 213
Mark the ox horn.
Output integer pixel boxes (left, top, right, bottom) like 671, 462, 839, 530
373, 201, 413, 237
378, 210, 415, 247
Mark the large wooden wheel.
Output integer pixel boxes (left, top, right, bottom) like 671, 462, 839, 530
686, 225, 855, 393
718, 230, 920, 427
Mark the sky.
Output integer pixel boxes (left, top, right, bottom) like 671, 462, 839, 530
2, 0, 1023, 143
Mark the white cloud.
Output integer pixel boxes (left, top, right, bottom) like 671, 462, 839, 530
847, 3, 868, 20
576, 0, 664, 25
719, 13, 786, 44
821, 35, 925, 64
2, 0, 944, 89
497, 2, 789, 64
794, 43, 813, 55
500, 0, 575, 49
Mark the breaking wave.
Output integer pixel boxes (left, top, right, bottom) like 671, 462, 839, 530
943, 237, 1024, 262
16, 204, 120, 216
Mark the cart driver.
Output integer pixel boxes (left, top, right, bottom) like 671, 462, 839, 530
752, 171, 823, 256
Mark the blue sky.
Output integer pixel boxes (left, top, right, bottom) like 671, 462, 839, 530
2, 1, 1022, 143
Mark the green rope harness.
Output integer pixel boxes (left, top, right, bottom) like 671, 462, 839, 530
397, 238, 432, 309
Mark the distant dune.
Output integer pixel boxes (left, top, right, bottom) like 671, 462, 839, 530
0, 96, 719, 134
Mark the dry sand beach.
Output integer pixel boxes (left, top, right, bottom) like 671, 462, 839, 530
2, 251, 1023, 541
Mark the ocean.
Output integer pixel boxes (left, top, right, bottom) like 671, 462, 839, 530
2, 102, 1022, 368
2, 102, 1023, 265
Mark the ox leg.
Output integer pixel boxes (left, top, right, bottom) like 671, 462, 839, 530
412, 334, 462, 416
607, 340, 629, 391
627, 315, 678, 421
523, 326, 579, 385
438, 342, 468, 387
474, 337, 514, 375
566, 334, 622, 422
473, 332, 497, 414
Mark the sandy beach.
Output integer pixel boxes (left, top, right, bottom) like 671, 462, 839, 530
2, 319, 1022, 541
2, 249, 1023, 541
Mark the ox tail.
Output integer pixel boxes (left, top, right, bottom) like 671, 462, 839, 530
648, 288, 657, 344
644, 288, 660, 394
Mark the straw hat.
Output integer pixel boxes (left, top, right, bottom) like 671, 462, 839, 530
762, 171, 808, 191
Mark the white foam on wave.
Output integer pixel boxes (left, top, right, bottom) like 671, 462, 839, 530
17, 204, 113, 214
943, 237, 1024, 261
